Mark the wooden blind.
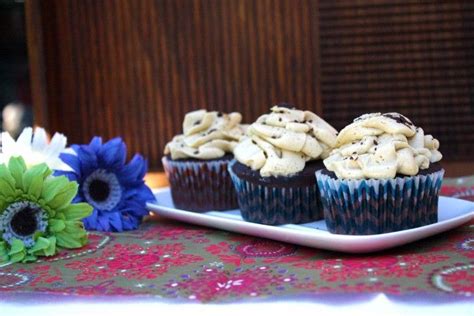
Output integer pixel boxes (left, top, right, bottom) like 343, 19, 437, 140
318, 0, 474, 160
26, 0, 474, 170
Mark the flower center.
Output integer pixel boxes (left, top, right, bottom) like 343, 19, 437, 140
89, 179, 111, 202
83, 169, 122, 211
10, 207, 38, 237
0, 201, 48, 247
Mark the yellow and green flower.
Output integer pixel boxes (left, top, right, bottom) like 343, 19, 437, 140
0, 156, 92, 263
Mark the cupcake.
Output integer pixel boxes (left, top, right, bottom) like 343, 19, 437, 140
163, 109, 244, 211
316, 112, 444, 235
229, 104, 338, 225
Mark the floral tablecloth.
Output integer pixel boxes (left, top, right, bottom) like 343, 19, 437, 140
0, 177, 473, 303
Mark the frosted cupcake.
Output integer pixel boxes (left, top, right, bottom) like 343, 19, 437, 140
163, 110, 244, 211
316, 112, 444, 235
229, 104, 338, 225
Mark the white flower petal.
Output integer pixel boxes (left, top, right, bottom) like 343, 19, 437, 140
0, 126, 70, 171
32, 127, 48, 152
49, 157, 73, 172
16, 127, 33, 148
62, 147, 77, 155
1, 131, 18, 155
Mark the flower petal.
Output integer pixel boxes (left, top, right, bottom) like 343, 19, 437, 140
31, 127, 48, 152
117, 154, 147, 184
42, 175, 78, 210
47, 180, 79, 210
99, 137, 126, 170
48, 218, 66, 232
59, 153, 82, 176
8, 238, 27, 263
55, 221, 88, 248
22, 163, 51, 194
75, 146, 99, 175
59, 203, 93, 221
108, 212, 123, 232
0, 162, 16, 191
1, 131, 17, 155
8, 156, 26, 189
43, 132, 67, 159
16, 127, 33, 148
27, 236, 56, 257
88, 136, 103, 152
0, 241, 9, 263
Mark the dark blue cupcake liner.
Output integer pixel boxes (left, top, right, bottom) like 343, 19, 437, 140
228, 159, 324, 225
162, 156, 239, 212
315, 169, 445, 235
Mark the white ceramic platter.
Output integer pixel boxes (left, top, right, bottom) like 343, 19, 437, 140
147, 188, 474, 253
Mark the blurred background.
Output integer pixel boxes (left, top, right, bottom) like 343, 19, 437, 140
0, 0, 32, 138
1, 0, 473, 175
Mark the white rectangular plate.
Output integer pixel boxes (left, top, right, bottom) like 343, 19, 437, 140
147, 188, 474, 253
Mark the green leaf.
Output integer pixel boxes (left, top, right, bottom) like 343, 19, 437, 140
42, 176, 69, 202
28, 236, 56, 257
59, 203, 93, 221
48, 218, 66, 232
42, 176, 78, 210
0, 241, 9, 263
0, 177, 15, 198
22, 254, 38, 263
8, 157, 26, 189
47, 180, 79, 210
0, 163, 15, 190
8, 239, 26, 263
27, 173, 44, 200
56, 221, 88, 249
22, 163, 50, 193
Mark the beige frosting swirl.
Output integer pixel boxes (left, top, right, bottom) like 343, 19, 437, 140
164, 109, 244, 160
234, 105, 338, 177
324, 112, 442, 179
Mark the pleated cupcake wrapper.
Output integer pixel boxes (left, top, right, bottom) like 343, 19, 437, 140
315, 169, 445, 235
228, 160, 324, 225
162, 157, 239, 212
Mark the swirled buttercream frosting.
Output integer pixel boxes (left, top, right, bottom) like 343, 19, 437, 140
323, 112, 442, 179
164, 110, 244, 160
234, 105, 338, 177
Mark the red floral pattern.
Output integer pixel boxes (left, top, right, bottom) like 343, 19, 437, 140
65, 243, 204, 281
0, 182, 472, 302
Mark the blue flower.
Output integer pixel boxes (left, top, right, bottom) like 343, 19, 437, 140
57, 137, 155, 232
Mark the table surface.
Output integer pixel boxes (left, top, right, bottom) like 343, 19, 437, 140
1, 174, 473, 313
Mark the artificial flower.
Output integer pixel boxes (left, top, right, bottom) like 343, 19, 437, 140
0, 156, 92, 263
0, 127, 72, 171
58, 137, 155, 232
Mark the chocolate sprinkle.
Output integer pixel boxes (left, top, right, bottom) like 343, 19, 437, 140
382, 113, 414, 128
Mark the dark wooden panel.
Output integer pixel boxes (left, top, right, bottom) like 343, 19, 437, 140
318, 0, 474, 161
26, 0, 474, 171
26, 0, 321, 169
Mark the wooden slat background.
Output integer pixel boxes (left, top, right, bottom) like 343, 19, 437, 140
319, 0, 474, 160
26, 0, 474, 171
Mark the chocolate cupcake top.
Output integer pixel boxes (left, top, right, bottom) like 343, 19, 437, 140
164, 110, 244, 160
234, 105, 338, 177
324, 112, 442, 179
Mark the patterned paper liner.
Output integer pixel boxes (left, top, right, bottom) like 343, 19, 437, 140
228, 160, 324, 225
162, 156, 239, 212
315, 169, 445, 235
